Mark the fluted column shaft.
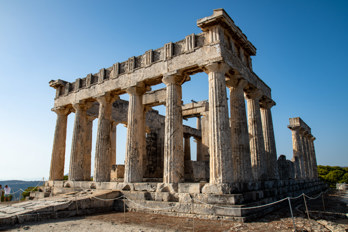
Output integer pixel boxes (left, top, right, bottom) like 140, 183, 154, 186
309, 137, 318, 178
49, 107, 70, 180
304, 135, 313, 178
196, 117, 203, 161
163, 74, 184, 183
205, 63, 233, 184
184, 134, 191, 161
94, 94, 118, 182
110, 122, 117, 165
290, 127, 304, 179
300, 130, 310, 179
200, 112, 210, 161
260, 100, 279, 180
246, 90, 267, 180
69, 102, 90, 181
124, 85, 146, 183
229, 79, 253, 182
83, 115, 95, 181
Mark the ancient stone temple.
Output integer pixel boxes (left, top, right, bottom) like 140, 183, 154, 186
47, 9, 325, 220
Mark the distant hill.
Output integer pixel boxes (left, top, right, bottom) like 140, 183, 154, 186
0, 180, 43, 201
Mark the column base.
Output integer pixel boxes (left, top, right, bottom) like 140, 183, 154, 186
202, 183, 231, 194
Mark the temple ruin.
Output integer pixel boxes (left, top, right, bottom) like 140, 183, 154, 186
47, 9, 325, 220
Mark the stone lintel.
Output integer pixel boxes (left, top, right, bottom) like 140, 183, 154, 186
142, 88, 166, 107
182, 101, 209, 118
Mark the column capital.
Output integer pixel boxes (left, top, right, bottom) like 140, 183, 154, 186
299, 128, 309, 136
72, 100, 93, 111
245, 88, 262, 100
183, 133, 191, 139
259, 97, 276, 109
87, 114, 97, 122
162, 73, 185, 85
96, 92, 119, 105
288, 125, 300, 131
203, 62, 230, 75
305, 133, 314, 139
126, 82, 146, 95
226, 77, 248, 89
52, 106, 71, 116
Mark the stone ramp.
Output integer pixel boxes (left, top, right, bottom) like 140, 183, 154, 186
0, 190, 122, 228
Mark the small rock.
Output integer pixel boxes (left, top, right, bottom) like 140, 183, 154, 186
23, 226, 30, 230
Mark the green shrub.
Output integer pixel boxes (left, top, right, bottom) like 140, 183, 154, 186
21, 187, 38, 200
318, 165, 348, 188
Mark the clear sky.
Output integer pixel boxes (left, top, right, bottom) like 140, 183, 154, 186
0, 0, 347, 180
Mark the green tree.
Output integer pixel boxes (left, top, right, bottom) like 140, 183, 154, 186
339, 173, 348, 183
326, 170, 344, 183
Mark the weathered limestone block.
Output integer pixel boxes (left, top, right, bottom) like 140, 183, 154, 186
228, 78, 253, 182
110, 164, 124, 181
192, 161, 209, 181
162, 74, 185, 183
204, 62, 233, 186
49, 106, 71, 181
69, 101, 92, 181
178, 183, 204, 193
124, 84, 146, 183
246, 88, 267, 180
260, 97, 279, 180
94, 93, 119, 182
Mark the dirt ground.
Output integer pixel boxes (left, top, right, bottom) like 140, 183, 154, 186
3, 189, 348, 232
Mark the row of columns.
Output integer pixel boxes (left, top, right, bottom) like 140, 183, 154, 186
49, 61, 278, 186
289, 124, 317, 179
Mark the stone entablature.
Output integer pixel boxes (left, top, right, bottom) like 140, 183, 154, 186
49, 9, 272, 109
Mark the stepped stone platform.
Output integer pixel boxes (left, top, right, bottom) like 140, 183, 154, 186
0, 180, 326, 227
0, 190, 122, 228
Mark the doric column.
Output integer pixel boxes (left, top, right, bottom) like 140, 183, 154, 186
49, 106, 71, 181
83, 115, 95, 181
110, 121, 117, 166
228, 78, 253, 182
94, 93, 119, 182
124, 84, 146, 183
288, 126, 304, 179
246, 89, 267, 180
162, 74, 185, 183
69, 101, 92, 181
200, 112, 210, 161
260, 98, 279, 180
184, 133, 194, 181
304, 134, 313, 178
184, 134, 191, 161
309, 136, 318, 178
205, 62, 233, 185
196, 116, 203, 161
299, 129, 310, 179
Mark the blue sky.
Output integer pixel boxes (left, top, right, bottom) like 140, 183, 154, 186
0, 0, 347, 180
